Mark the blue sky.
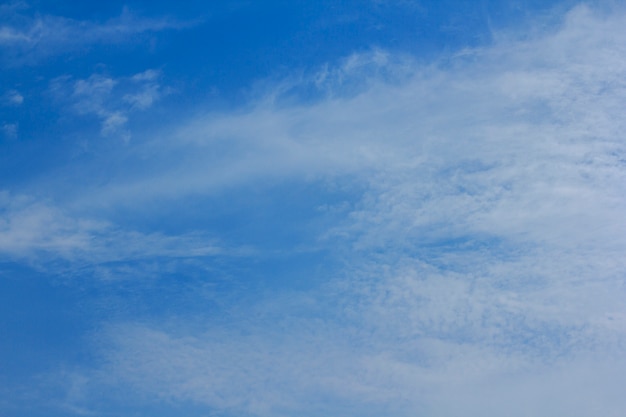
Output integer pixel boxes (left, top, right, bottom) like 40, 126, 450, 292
2, 1, 626, 416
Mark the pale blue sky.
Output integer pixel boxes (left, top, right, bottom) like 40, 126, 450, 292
2, 1, 626, 416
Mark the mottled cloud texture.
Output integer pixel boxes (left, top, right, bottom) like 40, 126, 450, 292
0, 5, 626, 417
15, 5, 622, 417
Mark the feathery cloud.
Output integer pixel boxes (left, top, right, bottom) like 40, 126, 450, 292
42, 4, 626, 417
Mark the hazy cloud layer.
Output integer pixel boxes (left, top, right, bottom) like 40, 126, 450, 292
30, 4, 626, 417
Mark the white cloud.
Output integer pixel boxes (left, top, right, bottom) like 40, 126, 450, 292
19, 3, 626, 416
49, 70, 165, 139
3, 89, 23, 105
0, 191, 227, 273
123, 86, 160, 110
0, 25, 29, 43
100, 112, 128, 138
82, 4, 626, 215
1, 122, 17, 139
0, 7, 188, 64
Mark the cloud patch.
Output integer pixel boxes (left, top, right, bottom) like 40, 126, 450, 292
0, 191, 227, 275
49, 69, 166, 140
0, 6, 187, 65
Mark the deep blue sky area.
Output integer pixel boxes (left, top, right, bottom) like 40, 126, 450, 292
2, 1, 626, 416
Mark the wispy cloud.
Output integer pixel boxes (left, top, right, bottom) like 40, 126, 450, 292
0, 6, 188, 64
0, 191, 227, 275
1, 122, 17, 139
40, 4, 626, 416
2, 89, 23, 105
49, 69, 167, 140
74, 4, 626, 215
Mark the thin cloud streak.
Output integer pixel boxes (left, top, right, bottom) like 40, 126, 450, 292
0, 191, 230, 273
0, 6, 189, 64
